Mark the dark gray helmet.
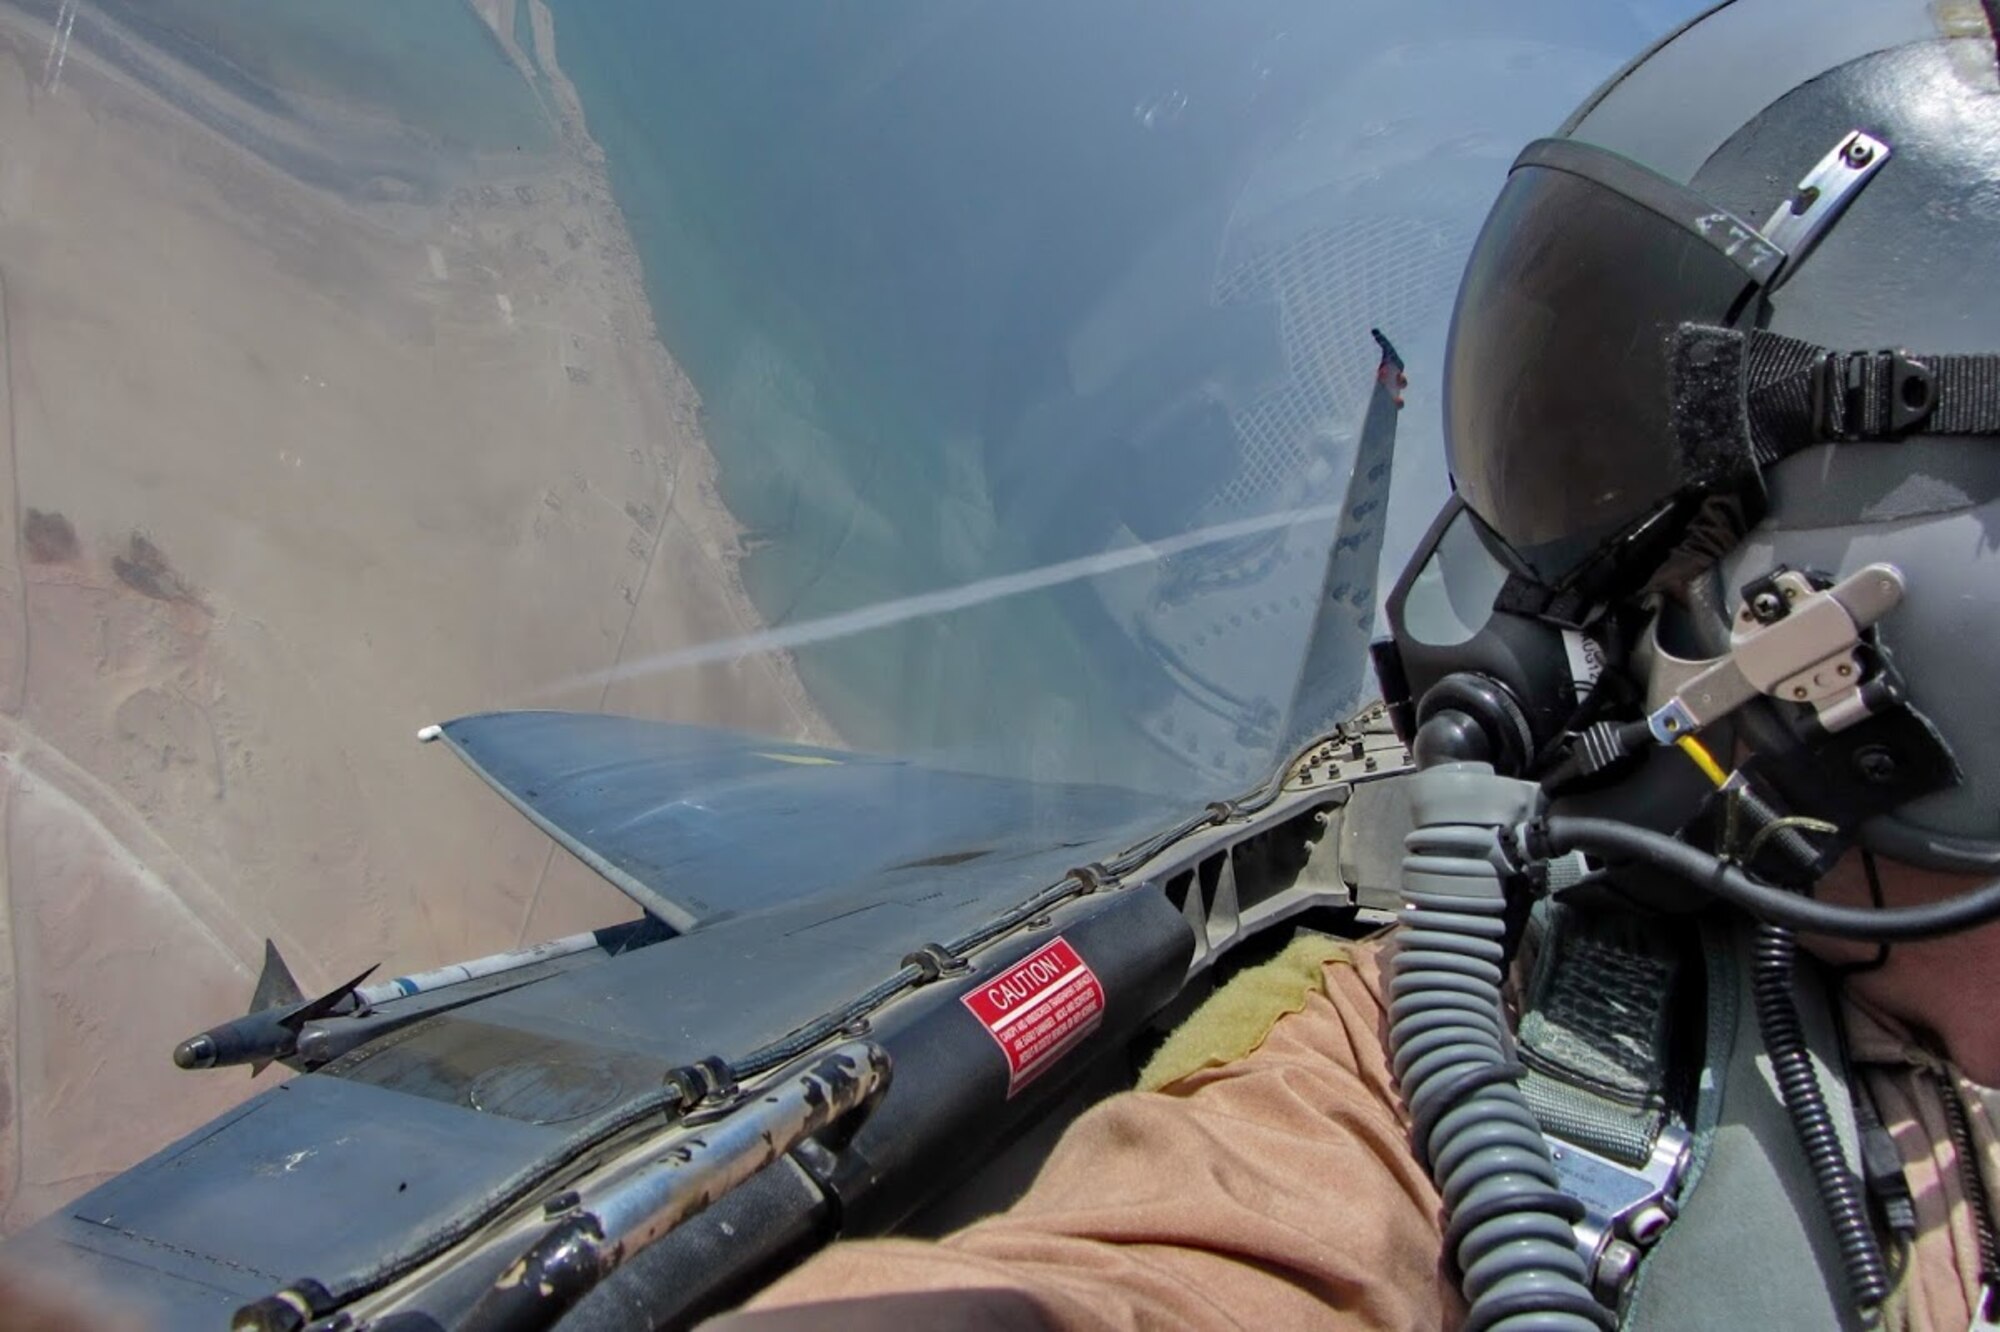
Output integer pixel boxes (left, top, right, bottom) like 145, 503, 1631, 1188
1399, 0, 2000, 871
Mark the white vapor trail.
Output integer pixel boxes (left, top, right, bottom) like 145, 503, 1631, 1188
536, 500, 1346, 699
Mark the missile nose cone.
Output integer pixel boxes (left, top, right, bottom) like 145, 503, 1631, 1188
174, 1034, 217, 1070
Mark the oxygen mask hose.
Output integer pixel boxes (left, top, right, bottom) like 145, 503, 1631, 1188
1388, 761, 1611, 1332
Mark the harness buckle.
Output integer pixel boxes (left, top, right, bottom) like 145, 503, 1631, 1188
1547, 1122, 1693, 1303
1811, 348, 1935, 440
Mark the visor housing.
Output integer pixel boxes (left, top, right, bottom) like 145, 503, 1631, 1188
1445, 139, 1780, 586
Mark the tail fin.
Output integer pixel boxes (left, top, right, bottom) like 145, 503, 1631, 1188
242, 940, 377, 1075
248, 939, 304, 1014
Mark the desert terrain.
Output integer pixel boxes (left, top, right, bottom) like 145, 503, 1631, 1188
0, 0, 828, 1230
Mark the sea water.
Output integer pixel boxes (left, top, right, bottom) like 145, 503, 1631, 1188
542, 0, 1180, 785
535, 0, 1698, 792
115, 0, 1714, 794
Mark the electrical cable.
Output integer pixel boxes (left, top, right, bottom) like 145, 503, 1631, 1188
1750, 922, 1891, 1311
1538, 818, 2000, 940
1673, 733, 1729, 788
1654, 731, 1889, 1314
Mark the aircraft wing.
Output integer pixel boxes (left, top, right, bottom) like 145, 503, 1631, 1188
10, 735, 1209, 1330
433, 712, 1175, 932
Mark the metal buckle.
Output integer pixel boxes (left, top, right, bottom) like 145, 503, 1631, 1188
1549, 1123, 1692, 1304
1887, 350, 1937, 434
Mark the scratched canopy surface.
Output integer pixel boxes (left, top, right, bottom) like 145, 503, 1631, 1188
526, 0, 1726, 797
0, 0, 1719, 1245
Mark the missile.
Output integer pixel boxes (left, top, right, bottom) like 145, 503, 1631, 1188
347, 929, 603, 1009
173, 928, 627, 1073
172, 941, 376, 1073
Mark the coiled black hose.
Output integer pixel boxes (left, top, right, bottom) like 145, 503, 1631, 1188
1749, 923, 1890, 1311
1389, 773, 1610, 1332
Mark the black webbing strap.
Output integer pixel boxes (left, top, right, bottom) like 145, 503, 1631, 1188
1494, 572, 1590, 627
1677, 323, 2000, 467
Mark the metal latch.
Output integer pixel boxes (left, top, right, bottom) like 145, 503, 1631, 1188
1549, 1123, 1692, 1305
1648, 563, 1904, 742
1760, 130, 1890, 288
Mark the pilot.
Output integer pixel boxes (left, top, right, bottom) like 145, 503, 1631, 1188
712, 3, 2000, 1328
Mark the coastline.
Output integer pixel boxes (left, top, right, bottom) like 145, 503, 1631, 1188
25, 0, 835, 744
0, 0, 828, 1231
469, 0, 835, 742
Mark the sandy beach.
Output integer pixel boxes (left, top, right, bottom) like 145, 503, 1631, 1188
0, 0, 828, 1230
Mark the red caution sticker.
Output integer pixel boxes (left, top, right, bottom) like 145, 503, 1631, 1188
961, 936, 1105, 1097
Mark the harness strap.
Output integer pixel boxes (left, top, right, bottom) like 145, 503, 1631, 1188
1674, 324, 2000, 473
1518, 907, 1890, 1326
1518, 905, 1678, 1167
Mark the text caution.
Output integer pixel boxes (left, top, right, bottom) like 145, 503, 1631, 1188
961, 936, 1105, 1097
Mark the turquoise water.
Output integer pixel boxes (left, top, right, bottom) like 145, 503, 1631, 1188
512, 1, 538, 76
539, 1, 1150, 777
115, 0, 1712, 788
510, 0, 551, 109
532, 0, 1704, 787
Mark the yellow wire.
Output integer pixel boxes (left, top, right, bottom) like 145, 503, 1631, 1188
1675, 733, 1730, 788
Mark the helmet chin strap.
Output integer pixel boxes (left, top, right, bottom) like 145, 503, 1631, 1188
1827, 849, 1892, 978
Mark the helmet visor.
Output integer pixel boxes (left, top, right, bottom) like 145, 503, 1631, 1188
1445, 140, 1778, 586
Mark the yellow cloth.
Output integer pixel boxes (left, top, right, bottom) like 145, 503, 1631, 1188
1137, 931, 1362, 1091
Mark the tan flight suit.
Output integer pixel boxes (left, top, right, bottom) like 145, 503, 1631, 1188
708, 935, 2000, 1332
